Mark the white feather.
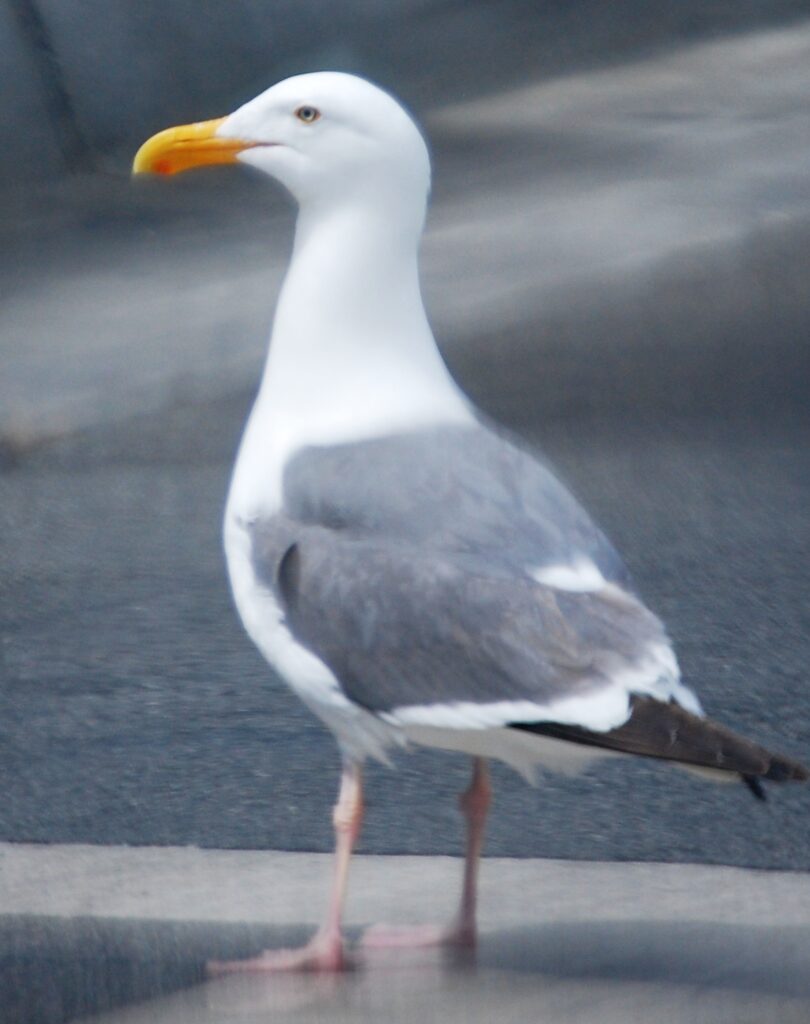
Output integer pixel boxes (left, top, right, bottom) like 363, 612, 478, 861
532, 558, 606, 592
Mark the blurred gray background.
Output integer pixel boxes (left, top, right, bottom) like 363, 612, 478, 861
1, 1, 809, 869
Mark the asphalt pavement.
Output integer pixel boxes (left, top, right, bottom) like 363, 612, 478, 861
1, 24, 809, 866
1, 397, 808, 867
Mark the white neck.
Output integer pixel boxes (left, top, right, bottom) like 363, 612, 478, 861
227, 196, 472, 517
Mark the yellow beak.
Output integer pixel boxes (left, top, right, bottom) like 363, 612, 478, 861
132, 117, 259, 175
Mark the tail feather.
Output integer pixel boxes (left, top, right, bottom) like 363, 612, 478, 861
512, 696, 808, 789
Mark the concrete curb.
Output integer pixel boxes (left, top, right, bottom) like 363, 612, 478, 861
3, 841, 809, 927
3, 844, 809, 1024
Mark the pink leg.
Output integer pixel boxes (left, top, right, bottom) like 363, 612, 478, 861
208, 762, 363, 974
453, 756, 492, 944
362, 757, 492, 949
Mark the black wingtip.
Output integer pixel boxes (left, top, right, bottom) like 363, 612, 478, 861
743, 774, 767, 801
764, 757, 809, 783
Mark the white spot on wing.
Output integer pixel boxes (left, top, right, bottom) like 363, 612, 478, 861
532, 558, 606, 592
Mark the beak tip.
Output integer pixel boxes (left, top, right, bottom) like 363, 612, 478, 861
131, 146, 155, 176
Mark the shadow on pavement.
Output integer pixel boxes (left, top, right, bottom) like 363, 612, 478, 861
3, 915, 809, 1023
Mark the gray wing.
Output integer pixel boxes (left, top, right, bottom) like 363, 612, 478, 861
282, 422, 631, 588
250, 515, 667, 716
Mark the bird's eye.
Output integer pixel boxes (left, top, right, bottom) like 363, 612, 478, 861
295, 106, 321, 124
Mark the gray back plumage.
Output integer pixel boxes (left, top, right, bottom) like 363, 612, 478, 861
282, 423, 629, 586
249, 424, 668, 716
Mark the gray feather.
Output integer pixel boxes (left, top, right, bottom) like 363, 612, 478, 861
248, 424, 667, 713
251, 516, 666, 715
282, 423, 630, 586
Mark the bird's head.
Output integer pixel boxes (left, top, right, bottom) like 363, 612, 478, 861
133, 72, 431, 212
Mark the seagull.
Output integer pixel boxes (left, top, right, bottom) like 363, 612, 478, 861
133, 71, 807, 972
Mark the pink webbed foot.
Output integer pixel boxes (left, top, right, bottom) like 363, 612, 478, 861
207, 928, 351, 975
360, 919, 476, 950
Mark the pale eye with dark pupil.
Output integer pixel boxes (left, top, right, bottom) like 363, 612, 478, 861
295, 106, 320, 124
